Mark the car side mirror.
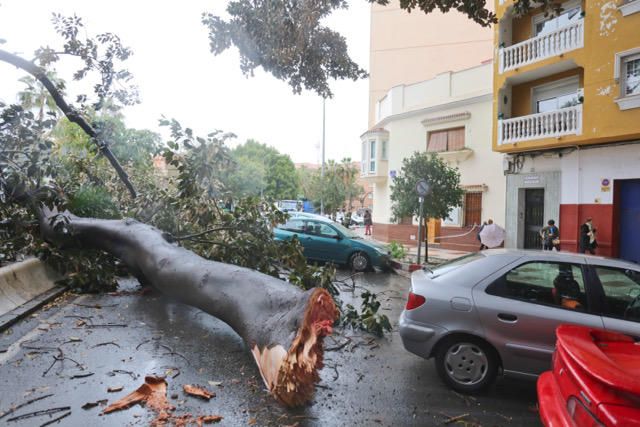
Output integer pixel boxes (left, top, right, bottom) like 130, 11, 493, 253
334, 235, 342, 240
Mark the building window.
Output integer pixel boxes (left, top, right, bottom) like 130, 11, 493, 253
427, 127, 465, 153
532, 77, 580, 113
623, 54, 640, 97
615, 49, 640, 110
361, 142, 367, 174
532, 1, 581, 36
463, 192, 482, 227
369, 140, 376, 172
619, 0, 640, 17
381, 140, 388, 160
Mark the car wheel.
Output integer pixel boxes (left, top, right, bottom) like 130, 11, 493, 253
434, 336, 498, 394
349, 251, 370, 272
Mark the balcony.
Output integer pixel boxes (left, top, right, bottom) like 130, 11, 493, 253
498, 104, 582, 145
499, 20, 584, 74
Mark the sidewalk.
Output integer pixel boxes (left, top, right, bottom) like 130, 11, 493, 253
354, 227, 469, 275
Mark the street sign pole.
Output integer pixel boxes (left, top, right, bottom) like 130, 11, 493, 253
417, 196, 424, 264
415, 179, 431, 265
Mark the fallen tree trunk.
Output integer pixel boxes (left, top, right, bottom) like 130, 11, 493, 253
36, 205, 338, 407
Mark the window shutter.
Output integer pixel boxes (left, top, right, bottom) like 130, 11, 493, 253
447, 128, 465, 151
427, 130, 447, 152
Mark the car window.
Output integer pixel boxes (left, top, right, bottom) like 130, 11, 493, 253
594, 267, 640, 323
278, 219, 306, 233
486, 262, 587, 312
309, 222, 338, 238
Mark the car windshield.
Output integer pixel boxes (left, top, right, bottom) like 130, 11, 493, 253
332, 222, 360, 238
429, 253, 485, 278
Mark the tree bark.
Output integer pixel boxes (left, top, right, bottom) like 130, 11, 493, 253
36, 205, 338, 407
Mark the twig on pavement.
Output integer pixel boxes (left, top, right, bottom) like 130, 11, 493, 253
0, 394, 53, 420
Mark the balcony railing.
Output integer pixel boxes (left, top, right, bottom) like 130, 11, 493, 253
498, 104, 582, 145
499, 20, 584, 73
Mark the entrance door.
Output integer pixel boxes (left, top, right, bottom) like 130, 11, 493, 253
524, 189, 545, 249
619, 180, 640, 263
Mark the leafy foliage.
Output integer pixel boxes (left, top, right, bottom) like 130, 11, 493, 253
299, 158, 363, 214
342, 291, 392, 337
203, 0, 560, 97
388, 241, 407, 260
202, 0, 368, 98
390, 152, 463, 222
226, 139, 299, 200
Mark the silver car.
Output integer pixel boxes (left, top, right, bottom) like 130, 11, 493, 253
399, 249, 640, 393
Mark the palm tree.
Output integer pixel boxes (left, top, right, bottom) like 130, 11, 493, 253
17, 73, 64, 122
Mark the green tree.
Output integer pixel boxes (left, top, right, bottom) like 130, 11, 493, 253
203, 0, 556, 97
227, 139, 299, 200
17, 74, 65, 122
304, 158, 363, 214
337, 158, 363, 211
390, 152, 464, 222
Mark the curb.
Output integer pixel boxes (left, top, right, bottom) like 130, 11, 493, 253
0, 285, 67, 333
0, 258, 64, 332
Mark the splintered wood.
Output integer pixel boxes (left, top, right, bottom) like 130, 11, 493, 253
183, 385, 215, 400
252, 288, 339, 407
103, 376, 223, 425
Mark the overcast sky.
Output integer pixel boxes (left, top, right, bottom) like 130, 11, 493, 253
0, 0, 370, 164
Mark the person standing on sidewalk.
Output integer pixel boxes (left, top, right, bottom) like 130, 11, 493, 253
579, 217, 597, 254
364, 209, 373, 236
540, 219, 560, 251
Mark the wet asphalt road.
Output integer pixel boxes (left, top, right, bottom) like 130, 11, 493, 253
0, 271, 541, 427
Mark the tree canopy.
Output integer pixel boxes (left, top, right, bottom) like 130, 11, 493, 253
389, 152, 463, 221
203, 0, 559, 97
227, 139, 299, 200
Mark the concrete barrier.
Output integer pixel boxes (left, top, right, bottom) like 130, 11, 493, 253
0, 258, 61, 318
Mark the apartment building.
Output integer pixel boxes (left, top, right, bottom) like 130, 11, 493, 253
362, 62, 506, 250
494, 0, 640, 261
361, 1, 496, 248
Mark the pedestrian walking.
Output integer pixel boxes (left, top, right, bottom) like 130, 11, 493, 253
579, 217, 597, 254
364, 209, 373, 236
540, 219, 560, 251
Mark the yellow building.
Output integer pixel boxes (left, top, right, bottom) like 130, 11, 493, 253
493, 0, 640, 261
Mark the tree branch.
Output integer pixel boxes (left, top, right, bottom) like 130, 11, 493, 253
0, 49, 137, 198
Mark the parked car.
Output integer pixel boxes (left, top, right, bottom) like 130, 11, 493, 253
350, 213, 364, 227
538, 325, 640, 427
287, 211, 339, 224
273, 216, 390, 271
399, 249, 640, 393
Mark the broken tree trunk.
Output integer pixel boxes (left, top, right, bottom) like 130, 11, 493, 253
36, 206, 338, 407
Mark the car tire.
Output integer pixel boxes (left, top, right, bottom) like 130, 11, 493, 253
349, 251, 370, 272
434, 335, 498, 394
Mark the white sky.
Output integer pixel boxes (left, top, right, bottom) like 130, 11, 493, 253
0, 0, 370, 164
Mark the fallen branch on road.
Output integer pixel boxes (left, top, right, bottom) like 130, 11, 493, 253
34, 206, 339, 407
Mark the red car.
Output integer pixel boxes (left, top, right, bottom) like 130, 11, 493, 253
538, 325, 640, 427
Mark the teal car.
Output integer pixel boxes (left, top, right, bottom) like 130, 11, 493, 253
274, 217, 391, 271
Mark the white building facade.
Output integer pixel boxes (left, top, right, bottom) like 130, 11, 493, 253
360, 62, 506, 251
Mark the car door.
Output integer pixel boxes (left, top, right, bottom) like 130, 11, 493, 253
276, 218, 319, 259
589, 264, 640, 338
473, 259, 605, 377
306, 221, 342, 262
